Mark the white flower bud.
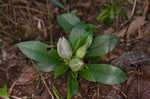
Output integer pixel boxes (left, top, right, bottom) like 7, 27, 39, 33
57, 37, 72, 59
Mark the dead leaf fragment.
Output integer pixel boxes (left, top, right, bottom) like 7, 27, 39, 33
142, 23, 150, 38
104, 27, 114, 35
127, 16, 146, 38
80, 1, 91, 9
143, 0, 149, 16
16, 66, 38, 85
125, 66, 150, 99
117, 27, 128, 37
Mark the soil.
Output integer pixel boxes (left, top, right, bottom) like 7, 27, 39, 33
1, 0, 150, 99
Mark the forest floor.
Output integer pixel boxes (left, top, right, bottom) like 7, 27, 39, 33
1, 0, 150, 99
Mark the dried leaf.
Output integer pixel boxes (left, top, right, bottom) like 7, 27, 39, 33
143, 0, 149, 16
16, 66, 38, 85
127, 16, 146, 38
104, 27, 114, 35
116, 27, 128, 37
126, 66, 150, 99
80, 1, 91, 8
143, 23, 150, 38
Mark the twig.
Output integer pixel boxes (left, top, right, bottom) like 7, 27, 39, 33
1, 13, 18, 26
14, 5, 46, 15
121, 91, 127, 98
143, 0, 149, 16
92, 92, 97, 99
8, 81, 17, 95
96, 84, 100, 98
137, 67, 142, 99
120, 0, 137, 28
40, 74, 55, 99
10, 96, 22, 99
46, 0, 54, 46
129, 0, 137, 19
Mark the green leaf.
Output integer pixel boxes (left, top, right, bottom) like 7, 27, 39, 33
97, 8, 109, 22
36, 49, 63, 72
79, 69, 96, 82
36, 62, 58, 72
87, 34, 118, 57
72, 33, 94, 54
86, 24, 96, 32
110, 5, 115, 20
54, 65, 69, 78
104, 6, 115, 24
67, 72, 78, 99
17, 41, 61, 64
69, 23, 87, 44
97, 4, 116, 24
71, 34, 88, 53
0, 85, 9, 99
57, 13, 80, 32
52, 85, 63, 99
50, 0, 65, 9
71, 10, 78, 15
104, 15, 113, 24
72, 37, 84, 53
80, 64, 127, 85
17, 41, 62, 72
70, 23, 94, 53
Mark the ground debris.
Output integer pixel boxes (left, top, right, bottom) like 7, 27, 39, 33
16, 66, 38, 85
127, 16, 146, 39
111, 51, 150, 68
1, 0, 150, 99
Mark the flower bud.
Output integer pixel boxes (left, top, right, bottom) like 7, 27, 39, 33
69, 58, 84, 72
75, 44, 87, 59
57, 37, 72, 59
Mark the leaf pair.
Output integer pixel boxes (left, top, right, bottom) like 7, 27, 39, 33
57, 13, 81, 32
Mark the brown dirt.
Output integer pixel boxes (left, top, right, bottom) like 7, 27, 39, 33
1, 0, 150, 99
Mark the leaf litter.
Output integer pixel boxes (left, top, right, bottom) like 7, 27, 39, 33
1, 0, 150, 99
